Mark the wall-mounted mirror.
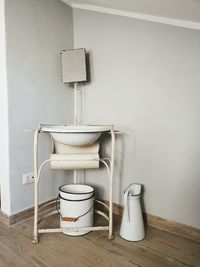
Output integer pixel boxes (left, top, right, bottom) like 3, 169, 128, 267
61, 48, 87, 83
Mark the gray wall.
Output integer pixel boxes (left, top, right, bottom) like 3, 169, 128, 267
5, 0, 74, 214
73, 9, 200, 228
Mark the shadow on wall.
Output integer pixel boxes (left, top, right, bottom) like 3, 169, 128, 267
85, 51, 92, 83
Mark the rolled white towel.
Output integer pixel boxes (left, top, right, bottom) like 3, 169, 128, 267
50, 153, 99, 170
54, 141, 100, 154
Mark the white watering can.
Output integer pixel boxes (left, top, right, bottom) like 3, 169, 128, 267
120, 183, 145, 241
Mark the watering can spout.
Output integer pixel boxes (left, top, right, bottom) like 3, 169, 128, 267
120, 183, 145, 242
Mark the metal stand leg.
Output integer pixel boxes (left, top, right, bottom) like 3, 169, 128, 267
33, 130, 39, 244
108, 129, 115, 240
33, 180, 39, 244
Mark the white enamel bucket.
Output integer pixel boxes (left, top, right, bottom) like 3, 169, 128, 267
58, 184, 94, 236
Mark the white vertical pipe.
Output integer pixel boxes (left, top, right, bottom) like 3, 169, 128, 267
74, 82, 78, 125
73, 82, 78, 184
74, 170, 77, 184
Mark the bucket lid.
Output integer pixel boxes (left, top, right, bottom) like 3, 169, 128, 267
59, 184, 94, 195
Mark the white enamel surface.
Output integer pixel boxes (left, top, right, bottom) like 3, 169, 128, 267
41, 125, 112, 145
59, 184, 94, 236
41, 125, 112, 133
60, 184, 94, 200
60, 197, 94, 236
120, 184, 145, 241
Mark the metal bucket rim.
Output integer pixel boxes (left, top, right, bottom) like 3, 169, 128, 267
59, 184, 95, 195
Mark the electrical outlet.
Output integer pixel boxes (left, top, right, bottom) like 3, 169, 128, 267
23, 172, 35, 185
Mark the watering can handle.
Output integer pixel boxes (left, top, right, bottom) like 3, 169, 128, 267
124, 190, 131, 222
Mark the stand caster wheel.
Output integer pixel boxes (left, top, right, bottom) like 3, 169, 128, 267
32, 238, 39, 244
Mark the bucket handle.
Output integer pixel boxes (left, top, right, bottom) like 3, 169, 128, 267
56, 194, 94, 222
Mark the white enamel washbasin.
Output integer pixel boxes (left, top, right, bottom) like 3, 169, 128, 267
41, 125, 112, 146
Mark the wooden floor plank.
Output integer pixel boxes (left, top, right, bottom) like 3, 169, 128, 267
0, 223, 16, 240
94, 232, 189, 267
0, 232, 76, 267
40, 232, 133, 267
142, 227, 200, 266
0, 240, 30, 267
0, 213, 199, 267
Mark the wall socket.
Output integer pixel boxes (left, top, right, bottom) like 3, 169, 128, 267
23, 172, 35, 185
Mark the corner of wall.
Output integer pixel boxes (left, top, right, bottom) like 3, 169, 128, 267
0, 0, 11, 215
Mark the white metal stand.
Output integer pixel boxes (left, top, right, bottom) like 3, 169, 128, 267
32, 127, 115, 244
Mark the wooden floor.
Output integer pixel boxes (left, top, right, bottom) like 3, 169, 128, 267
0, 214, 199, 267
